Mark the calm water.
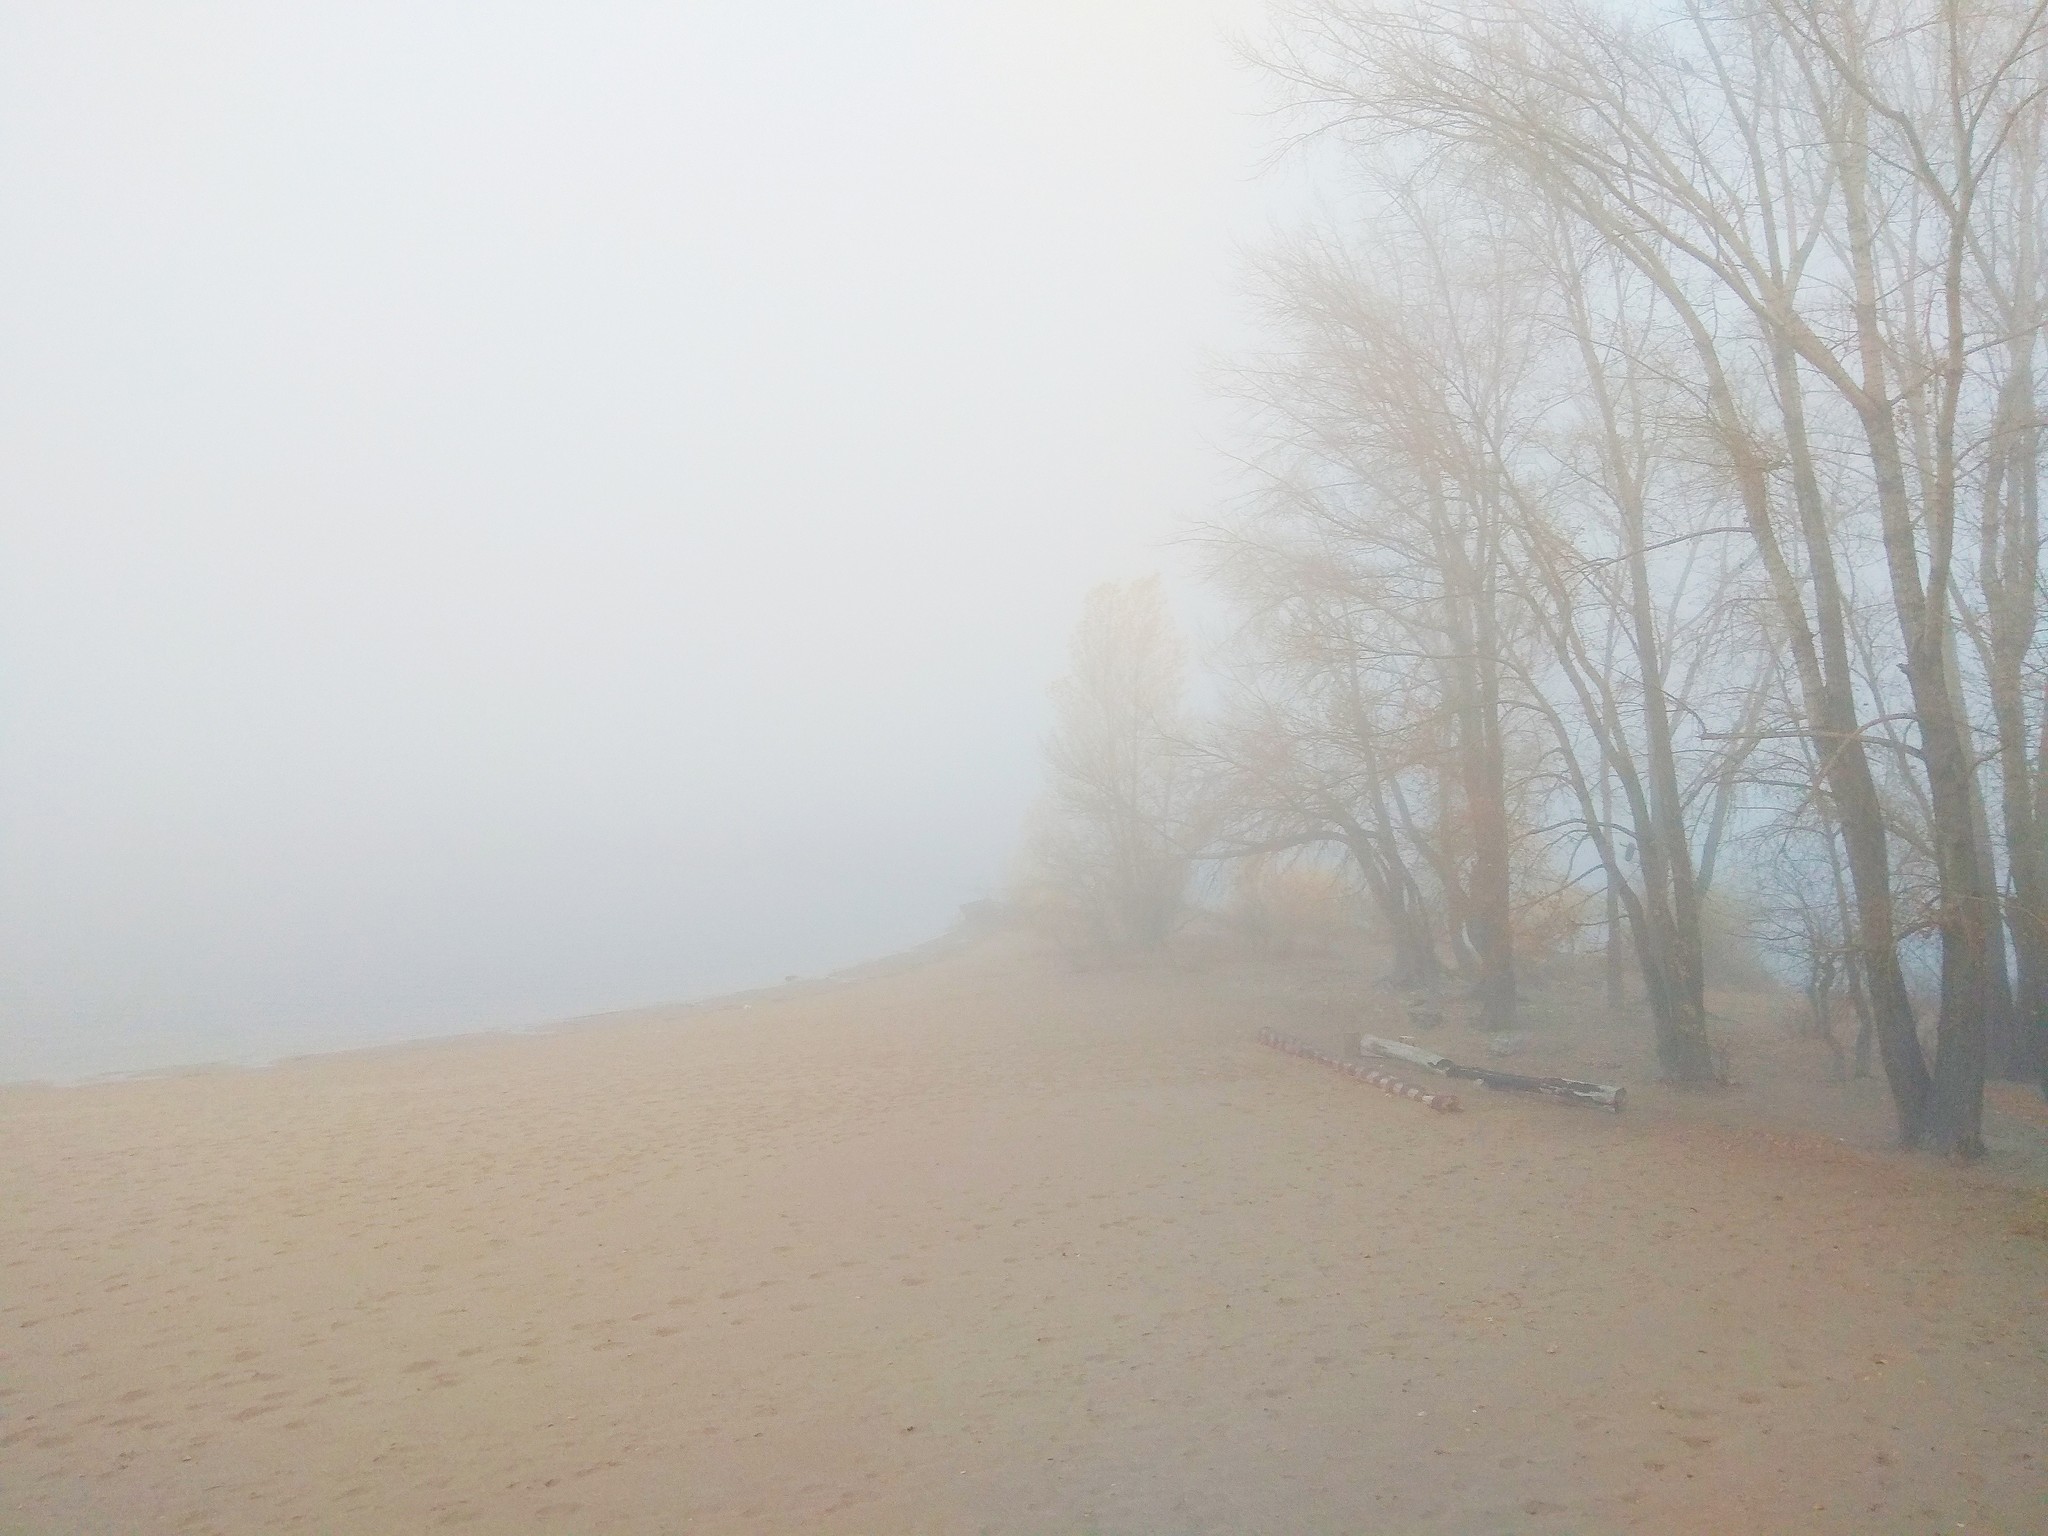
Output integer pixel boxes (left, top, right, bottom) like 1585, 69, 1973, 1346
0, 832, 985, 1083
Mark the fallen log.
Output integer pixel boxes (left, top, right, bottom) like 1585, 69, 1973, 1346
1359, 1033, 1625, 1112
1358, 1035, 1453, 1073
1449, 1064, 1625, 1111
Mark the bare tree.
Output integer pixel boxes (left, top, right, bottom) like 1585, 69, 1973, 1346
1193, 591, 1450, 989
1217, 161, 1779, 1079
1949, 99, 2048, 1086
1216, 202, 1539, 1029
1026, 578, 1193, 952
1503, 221, 1767, 1082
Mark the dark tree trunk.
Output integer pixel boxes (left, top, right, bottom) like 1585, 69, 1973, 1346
1755, 332, 1934, 1143
1437, 488, 1516, 1033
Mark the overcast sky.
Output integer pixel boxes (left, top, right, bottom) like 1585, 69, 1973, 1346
0, 0, 1284, 1078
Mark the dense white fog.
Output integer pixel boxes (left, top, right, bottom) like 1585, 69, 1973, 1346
0, 0, 1277, 1078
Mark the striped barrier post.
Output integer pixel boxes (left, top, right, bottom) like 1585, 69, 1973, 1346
1258, 1028, 1460, 1112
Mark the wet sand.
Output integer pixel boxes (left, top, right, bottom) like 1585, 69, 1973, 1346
4, 938, 2045, 1533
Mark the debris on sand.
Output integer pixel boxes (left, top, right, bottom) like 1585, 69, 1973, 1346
1360, 1034, 1626, 1112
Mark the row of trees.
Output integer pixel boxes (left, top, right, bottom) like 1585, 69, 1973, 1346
1032, 0, 2048, 1160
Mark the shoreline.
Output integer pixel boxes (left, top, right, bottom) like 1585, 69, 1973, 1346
0, 930, 969, 1092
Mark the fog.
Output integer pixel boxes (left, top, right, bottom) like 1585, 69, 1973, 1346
9, 9, 2046, 1532
0, 1, 1277, 1079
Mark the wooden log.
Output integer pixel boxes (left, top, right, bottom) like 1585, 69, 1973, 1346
1358, 1032, 1625, 1111
1359, 1034, 1454, 1073
1446, 1064, 1625, 1111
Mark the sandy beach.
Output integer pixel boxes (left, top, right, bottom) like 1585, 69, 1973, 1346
5, 936, 2046, 1534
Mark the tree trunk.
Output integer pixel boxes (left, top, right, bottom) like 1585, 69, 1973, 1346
1756, 331, 1934, 1142
1343, 831, 1437, 991
1438, 489, 1516, 1033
